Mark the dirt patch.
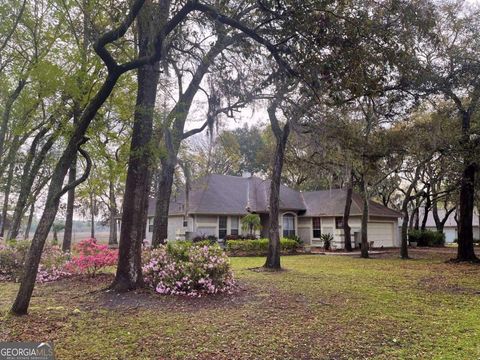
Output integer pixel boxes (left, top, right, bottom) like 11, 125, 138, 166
97, 282, 255, 311
417, 275, 480, 295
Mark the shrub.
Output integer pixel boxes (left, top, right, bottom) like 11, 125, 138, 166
224, 234, 257, 241
0, 241, 72, 283
0, 240, 30, 282
285, 234, 303, 245
142, 243, 235, 297
36, 245, 72, 283
408, 230, 445, 247
192, 235, 218, 245
320, 233, 334, 250
66, 238, 118, 277
226, 238, 299, 256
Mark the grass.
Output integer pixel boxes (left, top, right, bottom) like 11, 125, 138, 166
1, 248, 480, 359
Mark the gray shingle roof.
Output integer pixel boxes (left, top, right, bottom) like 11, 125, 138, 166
147, 174, 400, 218
302, 189, 401, 217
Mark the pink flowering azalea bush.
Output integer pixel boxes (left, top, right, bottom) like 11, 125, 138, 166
142, 242, 236, 297
66, 238, 118, 277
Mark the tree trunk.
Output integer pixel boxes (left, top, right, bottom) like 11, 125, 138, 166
408, 208, 416, 230
0, 160, 15, 237
9, 129, 56, 241
414, 207, 420, 230
111, 3, 163, 291
11, 66, 121, 315
456, 162, 477, 261
400, 165, 424, 259
108, 180, 118, 245
360, 178, 369, 259
9, 0, 165, 314
63, 155, 77, 251
264, 103, 290, 270
152, 158, 175, 246
400, 210, 409, 259
421, 188, 430, 231
0, 80, 26, 165
24, 202, 34, 240
151, 34, 230, 246
343, 171, 353, 251
432, 200, 442, 233
90, 193, 95, 239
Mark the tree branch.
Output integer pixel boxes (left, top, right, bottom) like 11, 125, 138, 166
54, 138, 92, 201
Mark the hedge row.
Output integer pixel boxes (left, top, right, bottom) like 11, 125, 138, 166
408, 229, 445, 247
226, 238, 299, 256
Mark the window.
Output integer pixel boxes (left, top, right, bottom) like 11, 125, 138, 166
335, 217, 344, 229
183, 216, 188, 228
312, 217, 321, 238
283, 214, 295, 238
148, 217, 153, 233
219, 216, 227, 239
231, 216, 239, 236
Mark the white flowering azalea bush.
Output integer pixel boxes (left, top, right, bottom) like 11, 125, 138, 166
142, 242, 236, 297
36, 245, 72, 283
0, 241, 29, 282
0, 240, 72, 283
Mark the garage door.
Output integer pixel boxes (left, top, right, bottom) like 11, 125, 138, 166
367, 222, 394, 248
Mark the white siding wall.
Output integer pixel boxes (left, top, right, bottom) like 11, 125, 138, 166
297, 217, 312, 244
142, 213, 400, 247
194, 215, 217, 238
304, 216, 398, 249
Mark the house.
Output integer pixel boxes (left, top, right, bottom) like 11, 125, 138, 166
142, 174, 401, 249
420, 208, 480, 243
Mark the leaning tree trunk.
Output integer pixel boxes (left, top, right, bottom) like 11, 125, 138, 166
9, 129, 55, 241
0, 160, 15, 237
421, 187, 431, 231
0, 80, 26, 165
456, 162, 477, 261
408, 207, 416, 230
151, 33, 234, 246
10, 140, 92, 315
63, 155, 77, 251
24, 202, 34, 240
10, 0, 157, 315
11, 68, 126, 315
432, 197, 444, 233
264, 108, 290, 270
360, 178, 369, 259
400, 164, 423, 259
343, 172, 353, 252
110, 6, 163, 290
414, 207, 420, 230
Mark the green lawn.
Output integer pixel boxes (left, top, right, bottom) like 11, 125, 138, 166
1, 249, 480, 359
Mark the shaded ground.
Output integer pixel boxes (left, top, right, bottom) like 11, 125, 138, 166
1, 248, 480, 359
